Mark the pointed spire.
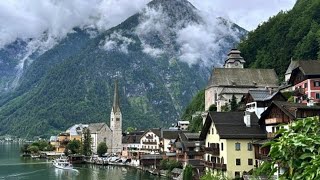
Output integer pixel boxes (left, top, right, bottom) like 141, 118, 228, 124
113, 80, 120, 112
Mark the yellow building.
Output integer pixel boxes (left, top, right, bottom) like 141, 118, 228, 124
200, 111, 267, 179
55, 132, 71, 153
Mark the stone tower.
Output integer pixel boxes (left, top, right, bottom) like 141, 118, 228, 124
110, 80, 122, 153
223, 49, 246, 68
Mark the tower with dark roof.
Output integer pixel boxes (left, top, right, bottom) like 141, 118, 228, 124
223, 48, 246, 68
110, 80, 122, 153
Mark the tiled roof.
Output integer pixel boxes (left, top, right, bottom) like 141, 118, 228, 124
88, 123, 109, 133
207, 68, 278, 88
248, 89, 284, 101
162, 130, 180, 139
200, 112, 267, 140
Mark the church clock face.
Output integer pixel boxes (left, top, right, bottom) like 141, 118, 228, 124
235, 62, 239, 66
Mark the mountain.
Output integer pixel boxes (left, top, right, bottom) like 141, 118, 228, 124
238, 0, 320, 80
0, 0, 246, 137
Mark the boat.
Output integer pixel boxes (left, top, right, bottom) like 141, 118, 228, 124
53, 156, 73, 170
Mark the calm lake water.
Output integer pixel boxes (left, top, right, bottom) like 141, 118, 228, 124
0, 143, 166, 180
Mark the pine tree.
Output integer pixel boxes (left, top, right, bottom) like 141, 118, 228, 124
82, 128, 92, 156
230, 95, 238, 111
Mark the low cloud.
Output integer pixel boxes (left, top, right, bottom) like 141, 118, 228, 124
100, 31, 135, 54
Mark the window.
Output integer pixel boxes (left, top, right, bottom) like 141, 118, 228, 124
212, 128, 214, 134
316, 93, 320, 99
248, 158, 253, 165
314, 81, 320, 87
247, 143, 252, 151
305, 83, 308, 88
235, 172, 240, 178
221, 143, 224, 151
235, 142, 241, 151
236, 158, 241, 165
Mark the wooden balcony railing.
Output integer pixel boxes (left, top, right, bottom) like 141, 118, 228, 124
202, 161, 227, 171
142, 141, 157, 145
204, 147, 220, 156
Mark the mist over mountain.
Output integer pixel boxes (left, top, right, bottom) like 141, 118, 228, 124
0, 0, 246, 137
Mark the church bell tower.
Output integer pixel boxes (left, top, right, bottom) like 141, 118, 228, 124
223, 48, 246, 68
110, 80, 122, 153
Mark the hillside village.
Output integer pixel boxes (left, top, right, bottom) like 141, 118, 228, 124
31, 49, 320, 179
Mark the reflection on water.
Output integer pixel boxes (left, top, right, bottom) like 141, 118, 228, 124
0, 143, 167, 180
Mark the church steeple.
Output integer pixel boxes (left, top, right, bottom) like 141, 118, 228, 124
223, 48, 246, 68
112, 80, 120, 113
110, 79, 122, 153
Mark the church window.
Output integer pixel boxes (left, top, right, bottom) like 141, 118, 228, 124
116, 118, 120, 121
111, 118, 113, 121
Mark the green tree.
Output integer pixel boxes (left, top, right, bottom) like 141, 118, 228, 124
221, 103, 230, 112
97, 142, 108, 157
208, 104, 217, 112
20, 144, 31, 154
230, 95, 238, 111
82, 128, 92, 156
27, 145, 39, 154
183, 165, 193, 180
126, 127, 135, 133
263, 116, 320, 179
189, 115, 203, 133
159, 159, 182, 171
66, 139, 81, 154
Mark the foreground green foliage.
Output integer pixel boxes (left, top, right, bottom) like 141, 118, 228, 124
183, 165, 193, 180
263, 116, 320, 179
97, 142, 108, 157
200, 171, 230, 180
239, 0, 320, 80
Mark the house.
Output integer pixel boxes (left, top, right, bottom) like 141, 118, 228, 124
200, 112, 266, 179
140, 129, 161, 153
205, 49, 279, 111
122, 131, 144, 159
259, 101, 320, 139
175, 132, 204, 171
244, 89, 286, 118
66, 124, 88, 141
287, 60, 320, 104
56, 132, 71, 153
160, 129, 181, 153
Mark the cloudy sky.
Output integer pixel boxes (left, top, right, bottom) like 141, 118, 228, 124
0, 0, 296, 48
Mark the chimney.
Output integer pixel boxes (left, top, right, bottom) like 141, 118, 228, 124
244, 111, 251, 127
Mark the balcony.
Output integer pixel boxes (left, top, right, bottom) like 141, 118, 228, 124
142, 141, 157, 145
202, 161, 227, 171
204, 146, 220, 156
265, 118, 282, 125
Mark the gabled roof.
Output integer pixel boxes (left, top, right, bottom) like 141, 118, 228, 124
294, 60, 320, 76
122, 131, 144, 144
247, 89, 286, 102
259, 101, 320, 122
200, 112, 267, 140
207, 68, 278, 88
88, 123, 109, 133
162, 130, 180, 140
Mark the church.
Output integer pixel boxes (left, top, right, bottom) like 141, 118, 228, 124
205, 49, 279, 112
65, 80, 123, 154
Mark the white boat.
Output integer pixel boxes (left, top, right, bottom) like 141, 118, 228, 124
53, 156, 73, 170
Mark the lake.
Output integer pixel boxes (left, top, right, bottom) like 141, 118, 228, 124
0, 142, 166, 180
